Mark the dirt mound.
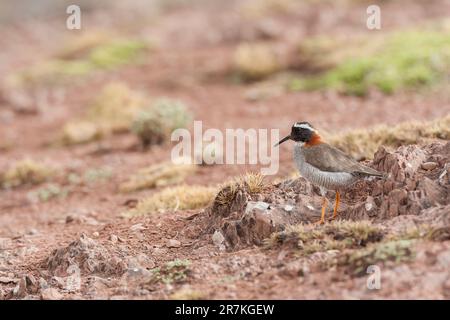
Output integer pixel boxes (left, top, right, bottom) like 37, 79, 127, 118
206, 142, 450, 250
44, 234, 127, 277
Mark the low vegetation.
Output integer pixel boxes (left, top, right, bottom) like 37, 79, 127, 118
290, 29, 450, 96
327, 114, 450, 159
119, 161, 196, 193
9, 35, 149, 87
267, 220, 385, 254
131, 98, 193, 148
126, 185, 217, 216
149, 259, 191, 285
0, 159, 54, 189
233, 43, 282, 81
170, 287, 205, 300
214, 172, 269, 208
61, 82, 146, 145
28, 183, 69, 202
337, 240, 415, 276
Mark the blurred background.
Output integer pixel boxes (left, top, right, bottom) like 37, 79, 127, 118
1, 0, 450, 181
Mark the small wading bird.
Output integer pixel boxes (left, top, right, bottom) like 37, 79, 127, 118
275, 122, 383, 224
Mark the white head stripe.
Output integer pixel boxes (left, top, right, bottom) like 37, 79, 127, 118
294, 123, 315, 132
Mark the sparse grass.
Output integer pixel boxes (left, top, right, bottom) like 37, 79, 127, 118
170, 287, 205, 300
326, 114, 450, 159
61, 82, 146, 145
28, 183, 69, 202
65, 167, 113, 186
9, 36, 149, 86
126, 185, 217, 216
213, 172, 269, 208
131, 98, 192, 148
119, 161, 196, 193
86, 82, 146, 133
337, 240, 415, 276
233, 43, 281, 81
83, 167, 113, 184
214, 183, 240, 207
0, 159, 54, 189
240, 172, 267, 194
150, 259, 191, 285
61, 121, 102, 145
290, 29, 450, 96
267, 220, 384, 255
88, 39, 147, 69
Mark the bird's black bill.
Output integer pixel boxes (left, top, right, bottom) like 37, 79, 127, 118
274, 135, 291, 147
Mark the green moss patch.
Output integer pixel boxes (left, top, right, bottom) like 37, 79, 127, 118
290, 29, 450, 96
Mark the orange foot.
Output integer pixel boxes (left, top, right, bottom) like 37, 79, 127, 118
332, 191, 340, 220
315, 197, 328, 225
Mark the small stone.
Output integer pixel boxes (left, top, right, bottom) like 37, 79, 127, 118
365, 196, 376, 212
422, 162, 438, 171
126, 268, 151, 278
26, 228, 38, 235
110, 234, 118, 243
212, 231, 225, 247
130, 223, 146, 232
41, 288, 63, 300
39, 278, 49, 289
92, 232, 100, 238
283, 205, 294, 212
65, 215, 75, 224
245, 201, 270, 214
166, 239, 181, 248
13, 277, 27, 298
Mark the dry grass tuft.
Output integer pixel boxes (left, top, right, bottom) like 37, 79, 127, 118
131, 98, 192, 148
267, 220, 384, 255
86, 82, 146, 133
239, 172, 267, 194
213, 172, 269, 208
326, 115, 450, 160
0, 159, 55, 188
337, 240, 415, 276
61, 82, 146, 145
119, 161, 196, 193
126, 185, 217, 216
61, 121, 102, 145
170, 287, 205, 300
233, 43, 281, 81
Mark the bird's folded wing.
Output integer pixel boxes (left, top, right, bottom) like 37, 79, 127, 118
302, 143, 383, 176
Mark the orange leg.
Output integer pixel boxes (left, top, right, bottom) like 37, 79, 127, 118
316, 197, 328, 224
332, 191, 340, 219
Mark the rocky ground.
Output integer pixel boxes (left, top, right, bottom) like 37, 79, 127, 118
1, 0, 450, 300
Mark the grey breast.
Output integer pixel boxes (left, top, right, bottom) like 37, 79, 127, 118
293, 143, 357, 191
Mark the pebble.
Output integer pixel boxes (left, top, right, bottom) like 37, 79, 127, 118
283, 205, 294, 212
212, 231, 225, 246
92, 232, 100, 238
245, 201, 270, 214
41, 288, 63, 300
166, 239, 181, 248
130, 223, 146, 232
422, 162, 438, 171
110, 234, 118, 243
13, 277, 27, 298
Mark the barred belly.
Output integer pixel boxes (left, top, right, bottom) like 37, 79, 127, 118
294, 145, 356, 191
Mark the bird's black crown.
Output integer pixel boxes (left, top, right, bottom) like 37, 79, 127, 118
290, 122, 316, 143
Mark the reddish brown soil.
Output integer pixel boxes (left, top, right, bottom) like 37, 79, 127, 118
1, 0, 450, 300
